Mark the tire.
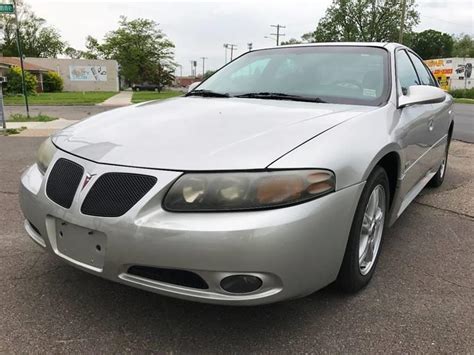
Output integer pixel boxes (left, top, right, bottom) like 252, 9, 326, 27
337, 166, 390, 293
428, 135, 451, 188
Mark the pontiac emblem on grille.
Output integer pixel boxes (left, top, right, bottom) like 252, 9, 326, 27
82, 173, 97, 190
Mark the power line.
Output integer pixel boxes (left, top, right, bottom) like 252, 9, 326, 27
224, 43, 237, 62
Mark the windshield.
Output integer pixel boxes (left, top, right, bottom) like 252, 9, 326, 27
196, 46, 390, 106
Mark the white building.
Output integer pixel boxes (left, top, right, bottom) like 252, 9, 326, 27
26, 57, 119, 92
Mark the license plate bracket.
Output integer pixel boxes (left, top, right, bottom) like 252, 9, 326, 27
55, 219, 107, 270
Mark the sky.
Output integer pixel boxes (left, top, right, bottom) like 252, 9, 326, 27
23, 0, 474, 76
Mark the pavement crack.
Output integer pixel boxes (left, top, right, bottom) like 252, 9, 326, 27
0, 190, 18, 195
412, 265, 474, 290
414, 201, 474, 220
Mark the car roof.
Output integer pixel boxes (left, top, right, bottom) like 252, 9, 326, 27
259, 42, 405, 52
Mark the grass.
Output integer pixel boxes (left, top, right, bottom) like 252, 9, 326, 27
9, 113, 58, 122
454, 98, 474, 104
3, 92, 117, 106
132, 90, 183, 103
1, 126, 27, 136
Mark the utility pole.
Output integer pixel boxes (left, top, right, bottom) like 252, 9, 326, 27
270, 24, 286, 46
223, 44, 229, 63
13, 0, 29, 118
190, 61, 198, 77
228, 44, 237, 61
0, 22, 5, 131
200, 57, 207, 77
399, 0, 407, 43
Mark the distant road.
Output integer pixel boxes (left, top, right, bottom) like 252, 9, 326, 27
453, 104, 474, 143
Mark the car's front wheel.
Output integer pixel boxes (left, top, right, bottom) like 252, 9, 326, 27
337, 166, 389, 293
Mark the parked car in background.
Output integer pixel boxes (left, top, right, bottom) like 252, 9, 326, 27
132, 82, 162, 91
20, 43, 453, 305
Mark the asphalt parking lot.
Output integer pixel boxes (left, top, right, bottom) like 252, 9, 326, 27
1, 139, 473, 352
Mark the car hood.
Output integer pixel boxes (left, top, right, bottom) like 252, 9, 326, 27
53, 97, 376, 170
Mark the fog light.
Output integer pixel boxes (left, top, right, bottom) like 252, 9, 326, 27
220, 275, 262, 294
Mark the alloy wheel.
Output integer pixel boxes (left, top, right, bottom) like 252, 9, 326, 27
359, 185, 386, 275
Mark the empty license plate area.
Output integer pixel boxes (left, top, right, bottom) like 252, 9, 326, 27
55, 219, 107, 271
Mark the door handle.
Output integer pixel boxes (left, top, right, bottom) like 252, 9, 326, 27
428, 119, 434, 131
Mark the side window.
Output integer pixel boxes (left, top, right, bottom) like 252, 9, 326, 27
396, 50, 419, 94
408, 52, 437, 86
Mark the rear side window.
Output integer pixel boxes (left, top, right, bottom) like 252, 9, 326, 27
408, 52, 437, 86
396, 50, 419, 94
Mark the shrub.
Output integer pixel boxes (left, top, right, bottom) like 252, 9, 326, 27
42, 71, 63, 92
6, 66, 38, 95
449, 88, 474, 99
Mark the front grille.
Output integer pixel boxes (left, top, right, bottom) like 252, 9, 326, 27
127, 266, 209, 290
81, 173, 157, 217
46, 158, 84, 208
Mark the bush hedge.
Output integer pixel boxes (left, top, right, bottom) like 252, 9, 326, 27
6, 66, 38, 95
42, 71, 64, 92
449, 88, 474, 99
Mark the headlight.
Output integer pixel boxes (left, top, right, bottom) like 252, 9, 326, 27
36, 138, 57, 174
163, 170, 335, 212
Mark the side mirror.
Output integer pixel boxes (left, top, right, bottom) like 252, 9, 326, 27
399, 85, 446, 108
187, 81, 201, 93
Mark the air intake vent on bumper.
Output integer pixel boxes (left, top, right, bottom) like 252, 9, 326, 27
81, 172, 157, 217
46, 158, 84, 209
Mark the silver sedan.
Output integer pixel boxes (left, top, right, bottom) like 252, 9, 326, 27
20, 43, 453, 305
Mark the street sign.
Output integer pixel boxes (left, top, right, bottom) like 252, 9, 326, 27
0, 3, 14, 14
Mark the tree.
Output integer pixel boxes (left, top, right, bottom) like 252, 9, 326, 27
303, 0, 419, 43
43, 71, 63, 92
452, 34, 474, 58
6, 66, 37, 94
406, 30, 453, 59
281, 38, 303, 45
0, 1, 66, 57
86, 16, 176, 87
203, 70, 216, 80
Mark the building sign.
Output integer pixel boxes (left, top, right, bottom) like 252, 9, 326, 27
0, 3, 14, 13
69, 65, 107, 81
425, 58, 473, 90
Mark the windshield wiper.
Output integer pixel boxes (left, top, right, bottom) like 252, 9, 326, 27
234, 92, 327, 103
187, 89, 230, 98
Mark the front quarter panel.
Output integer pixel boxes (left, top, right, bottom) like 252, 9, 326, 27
269, 104, 402, 191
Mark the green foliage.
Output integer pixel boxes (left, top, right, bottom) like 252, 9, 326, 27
203, 70, 216, 80
281, 38, 303, 45
86, 16, 176, 87
9, 113, 58, 122
6, 66, 38, 95
406, 30, 454, 59
449, 88, 474, 99
42, 71, 64, 92
452, 34, 474, 58
131, 90, 182, 103
2, 127, 27, 136
3, 92, 117, 105
303, 0, 419, 42
0, 1, 66, 57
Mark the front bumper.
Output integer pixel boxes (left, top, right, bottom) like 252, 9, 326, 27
19, 151, 364, 305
